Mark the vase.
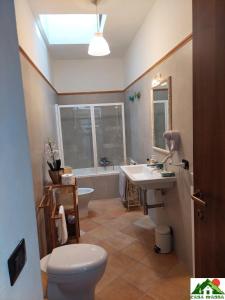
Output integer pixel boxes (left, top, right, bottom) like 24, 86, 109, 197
48, 169, 64, 184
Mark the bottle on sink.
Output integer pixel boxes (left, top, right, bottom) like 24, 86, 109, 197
147, 156, 158, 166
150, 155, 158, 165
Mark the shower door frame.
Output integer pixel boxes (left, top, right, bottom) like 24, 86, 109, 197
55, 103, 127, 170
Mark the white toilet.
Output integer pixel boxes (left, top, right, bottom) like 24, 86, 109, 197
58, 187, 94, 218
40, 244, 107, 300
78, 188, 95, 218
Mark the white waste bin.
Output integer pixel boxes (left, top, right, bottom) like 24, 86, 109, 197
154, 225, 172, 254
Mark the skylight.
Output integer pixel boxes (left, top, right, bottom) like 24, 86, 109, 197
39, 14, 107, 45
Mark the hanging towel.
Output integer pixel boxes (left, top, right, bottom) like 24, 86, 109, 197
119, 171, 126, 200
55, 205, 68, 245
163, 130, 181, 152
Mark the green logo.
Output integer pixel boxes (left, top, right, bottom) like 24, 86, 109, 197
191, 279, 225, 299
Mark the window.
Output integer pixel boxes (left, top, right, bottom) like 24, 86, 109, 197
56, 103, 126, 171
39, 14, 107, 44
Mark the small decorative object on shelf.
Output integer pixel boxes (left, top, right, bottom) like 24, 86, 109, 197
99, 157, 111, 168
45, 139, 63, 184
129, 95, 135, 102
129, 91, 141, 102
135, 92, 141, 99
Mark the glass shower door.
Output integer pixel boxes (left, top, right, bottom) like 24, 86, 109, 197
60, 106, 94, 169
94, 105, 125, 168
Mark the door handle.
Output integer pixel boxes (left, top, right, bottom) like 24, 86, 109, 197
191, 191, 206, 206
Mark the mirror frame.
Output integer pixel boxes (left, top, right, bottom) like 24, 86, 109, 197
151, 76, 172, 154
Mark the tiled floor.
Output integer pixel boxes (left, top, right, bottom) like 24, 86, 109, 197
43, 198, 190, 300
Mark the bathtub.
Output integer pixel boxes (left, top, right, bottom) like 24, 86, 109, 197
73, 166, 121, 200
73, 166, 120, 178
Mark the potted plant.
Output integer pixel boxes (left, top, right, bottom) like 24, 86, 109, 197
45, 139, 63, 184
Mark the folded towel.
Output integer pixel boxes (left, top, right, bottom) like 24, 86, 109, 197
163, 130, 180, 151
55, 205, 68, 245
119, 171, 126, 200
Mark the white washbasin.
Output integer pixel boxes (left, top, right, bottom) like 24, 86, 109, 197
120, 164, 176, 189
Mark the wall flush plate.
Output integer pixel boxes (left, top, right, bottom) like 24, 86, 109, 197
8, 239, 26, 286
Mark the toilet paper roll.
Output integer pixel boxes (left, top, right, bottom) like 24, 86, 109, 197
61, 174, 75, 185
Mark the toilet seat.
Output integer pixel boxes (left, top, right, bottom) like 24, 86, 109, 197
41, 244, 108, 300
46, 244, 107, 276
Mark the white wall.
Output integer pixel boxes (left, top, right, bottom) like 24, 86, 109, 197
14, 0, 192, 92
0, 1, 42, 299
124, 0, 192, 86
20, 53, 58, 257
53, 58, 124, 93
125, 41, 193, 272
14, 0, 53, 82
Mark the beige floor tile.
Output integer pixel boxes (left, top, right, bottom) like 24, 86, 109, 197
121, 210, 143, 222
104, 231, 137, 250
120, 224, 143, 239
97, 278, 145, 300
87, 226, 114, 240
103, 217, 131, 230
140, 251, 179, 277
91, 214, 117, 225
145, 276, 190, 300
122, 262, 160, 292
87, 209, 99, 219
120, 224, 155, 245
167, 261, 190, 278
107, 252, 137, 276
121, 240, 150, 261
79, 232, 100, 244
80, 219, 100, 232
96, 264, 118, 293
95, 295, 103, 300
139, 295, 156, 300
93, 239, 119, 255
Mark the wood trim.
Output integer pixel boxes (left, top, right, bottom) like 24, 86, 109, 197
19, 46, 57, 94
124, 33, 193, 91
19, 46, 122, 95
19, 33, 192, 96
58, 90, 124, 96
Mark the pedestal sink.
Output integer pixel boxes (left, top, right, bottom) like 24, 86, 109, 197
120, 164, 176, 190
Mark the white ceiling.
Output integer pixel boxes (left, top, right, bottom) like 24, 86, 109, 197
28, 0, 155, 59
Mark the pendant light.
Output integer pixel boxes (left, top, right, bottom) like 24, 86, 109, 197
88, 1, 110, 56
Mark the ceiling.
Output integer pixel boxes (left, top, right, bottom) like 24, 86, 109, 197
28, 0, 155, 60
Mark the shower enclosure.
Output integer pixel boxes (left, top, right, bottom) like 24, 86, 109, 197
56, 103, 126, 175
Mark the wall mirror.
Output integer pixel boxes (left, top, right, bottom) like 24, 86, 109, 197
152, 76, 172, 151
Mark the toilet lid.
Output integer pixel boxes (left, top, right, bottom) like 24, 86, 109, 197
47, 244, 107, 275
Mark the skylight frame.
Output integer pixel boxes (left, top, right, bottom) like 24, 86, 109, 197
39, 14, 107, 45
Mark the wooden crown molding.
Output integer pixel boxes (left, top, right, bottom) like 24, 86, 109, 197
58, 90, 124, 96
124, 33, 193, 91
19, 46, 57, 94
18, 33, 192, 96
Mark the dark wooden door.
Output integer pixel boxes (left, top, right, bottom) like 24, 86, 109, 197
193, 0, 225, 276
